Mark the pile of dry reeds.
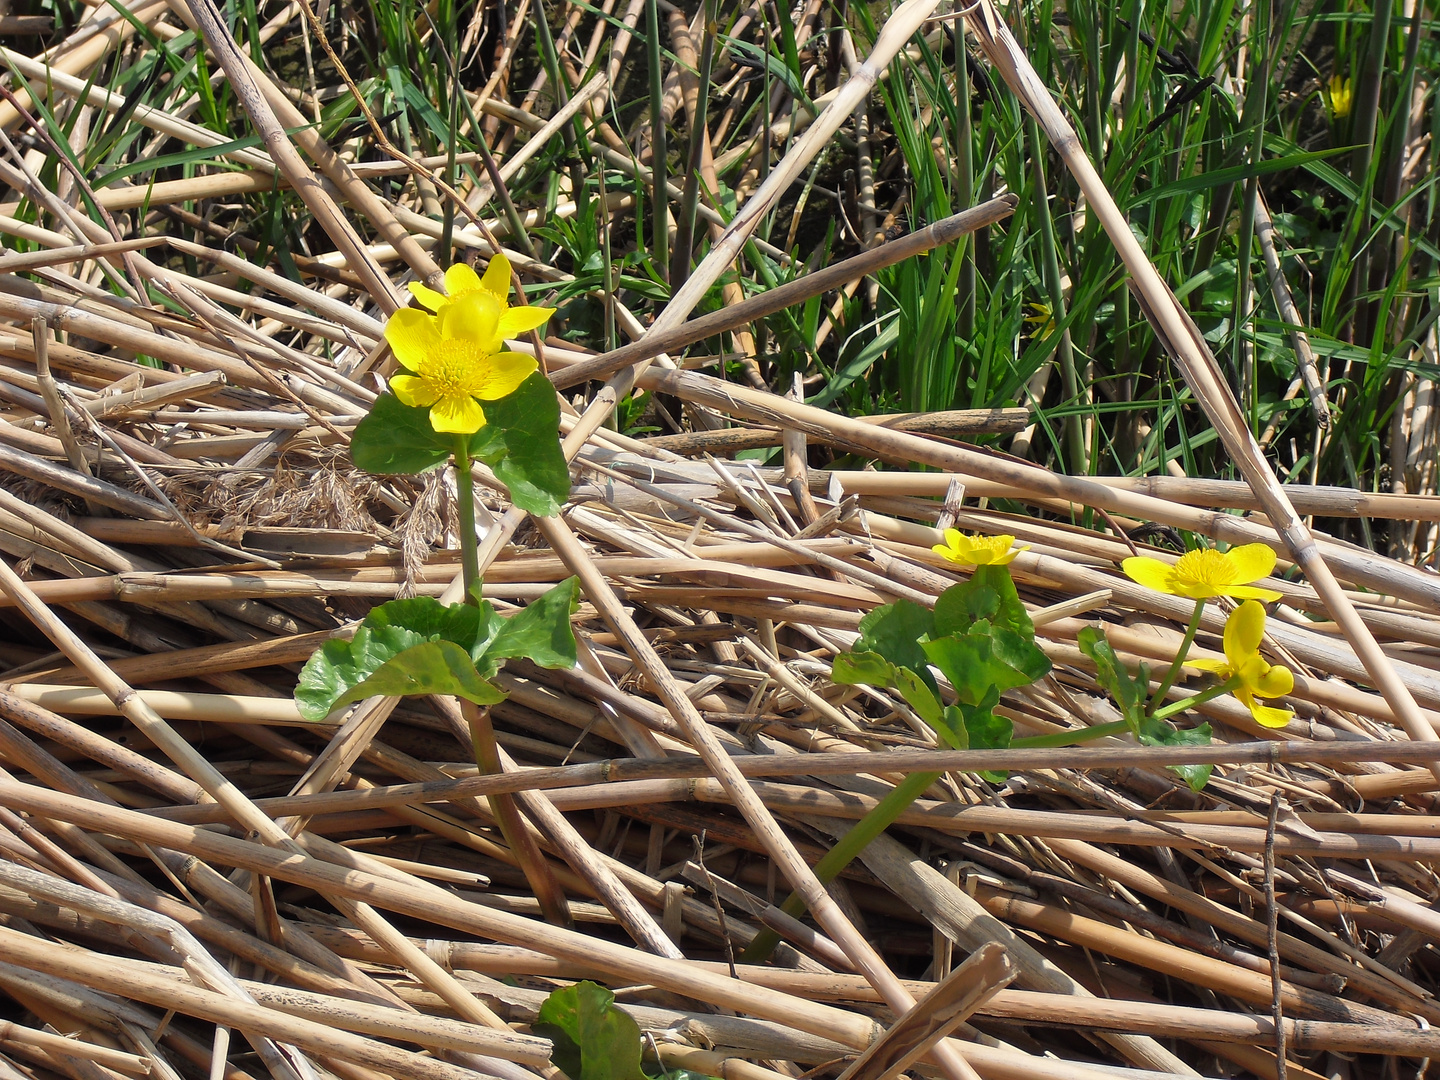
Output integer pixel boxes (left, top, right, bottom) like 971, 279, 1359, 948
4, 1, 1440, 1079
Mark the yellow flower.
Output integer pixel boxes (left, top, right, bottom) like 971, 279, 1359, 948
933, 530, 1029, 566
385, 291, 541, 434
1122, 543, 1282, 602
1023, 301, 1055, 337
1189, 600, 1294, 728
1326, 75, 1352, 120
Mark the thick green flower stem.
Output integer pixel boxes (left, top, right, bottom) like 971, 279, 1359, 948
462, 699, 573, 927
1151, 676, 1244, 722
740, 769, 940, 964
453, 441, 569, 925
453, 437, 480, 605
1148, 598, 1206, 716
1012, 720, 1130, 749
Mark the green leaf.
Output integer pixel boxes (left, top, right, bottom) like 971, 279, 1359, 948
934, 566, 1034, 640
535, 981, 650, 1080
892, 667, 944, 731
1137, 716, 1215, 792
988, 625, 1052, 684
921, 626, 1045, 707
476, 577, 579, 676
959, 686, 1012, 783
294, 596, 515, 719
964, 699, 1013, 753
474, 371, 571, 516
933, 578, 998, 637
331, 640, 507, 712
974, 565, 1034, 637
1078, 627, 1211, 791
296, 628, 505, 720
351, 393, 452, 475
1077, 626, 1148, 735
296, 623, 427, 721
363, 596, 496, 656
831, 650, 897, 686
937, 705, 970, 751
94, 131, 272, 187
856, 600, 936, 690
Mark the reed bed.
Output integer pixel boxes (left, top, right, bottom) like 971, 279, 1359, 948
1, 1, 1440, 1080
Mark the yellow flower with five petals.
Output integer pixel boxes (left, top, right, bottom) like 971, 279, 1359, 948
1122, 543, 1282, 602
933, 530, 1028, 567
1188, 600, 1294, 728
385, 289, 544, 435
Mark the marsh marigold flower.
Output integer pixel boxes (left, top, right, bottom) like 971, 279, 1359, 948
1326, 75, 1352, 121
1122, 543, 1282, 602
933, 530, 1028, 567
385, 288, 545, 435
1188, 600, 1294, 728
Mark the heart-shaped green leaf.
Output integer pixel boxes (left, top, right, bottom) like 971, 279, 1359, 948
474, 371, 571, 517
856, 599, 935, 690
350, 393, 452, 475
334, 640, 506, 712
476, 577, 580, 675
535, 981, 650, 1080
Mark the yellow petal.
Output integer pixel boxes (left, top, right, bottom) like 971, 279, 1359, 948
497, 304, 556, 340
1252, 663, 1294, 699
1223, 543, 1277, 585
1186, 657, 1230, 675
408, 281, 449, 313
439, 290, 502, 349
1223, 600, 1267, 668
1224, 584, 1284, 602
429, 394, 486, 434
1122, 556, 1176, 594
935, 529, 969, 564
444, 261, 483, 297
385, 309, 441, 372
1249, 703, 1294, 729
479, 252, 511, 299
389, 373, 437, 408
474, 350, 538, 400
993, 542, 1029, 566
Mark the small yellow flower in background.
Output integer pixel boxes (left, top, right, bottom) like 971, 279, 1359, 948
1023, 301, 1055, 337
1122, 543, 1282, 602
933, 530, 1029, 567
1189, 600, 1295, 728
385, 291, 541, 434
1326, 75, 1352, 120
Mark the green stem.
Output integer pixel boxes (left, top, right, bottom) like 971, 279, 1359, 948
1012, 720, 1130, 749
1147, 598, 1205, 715
453, 437, 479, 605
1152, 675, 1244, 722
463, 699, 573, 926
740, 769, 940, 964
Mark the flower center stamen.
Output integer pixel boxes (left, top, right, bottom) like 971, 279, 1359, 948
1172, 549, 1235, 588
423, 340, 489, 398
